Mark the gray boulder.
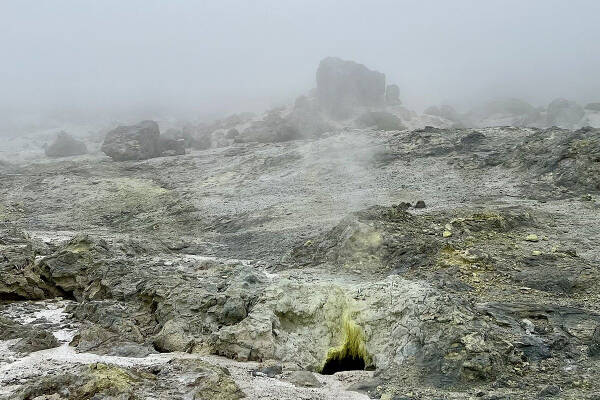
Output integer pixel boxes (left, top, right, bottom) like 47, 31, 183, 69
45, 132, 87, 158
158, 137, 186, 157
101, 120, 160, 161
316, 57, 386, 118
546, 98, 585, 128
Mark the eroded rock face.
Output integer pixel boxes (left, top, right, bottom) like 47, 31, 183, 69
0, 228, 63, 300
7, 202, 598, 392
316, 57, 386, 118
101, 120, 160, 161
45, 132, 87, 158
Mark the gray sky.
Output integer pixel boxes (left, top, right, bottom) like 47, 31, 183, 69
2, 0, 600, 130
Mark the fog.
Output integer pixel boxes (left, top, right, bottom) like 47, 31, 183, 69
2, 0, 600, 134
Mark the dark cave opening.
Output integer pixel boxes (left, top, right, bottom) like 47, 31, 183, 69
320, 354, 366, 375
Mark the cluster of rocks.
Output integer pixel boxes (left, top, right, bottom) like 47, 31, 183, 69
425, 97, 600, 129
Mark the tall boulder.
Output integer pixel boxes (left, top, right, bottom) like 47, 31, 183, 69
45, 132, 87, 158
316, 57, 386, 118
546, 98, 585, 128
101, 121, 160, 161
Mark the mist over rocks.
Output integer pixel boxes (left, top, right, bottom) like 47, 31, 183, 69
546, 98, 586, 129
44, 132, 88, 158
385, 84, 401, 106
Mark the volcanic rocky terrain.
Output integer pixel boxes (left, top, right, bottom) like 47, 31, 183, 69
1, 58, 600, 399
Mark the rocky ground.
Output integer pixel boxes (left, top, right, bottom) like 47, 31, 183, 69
1, 124, 600, 399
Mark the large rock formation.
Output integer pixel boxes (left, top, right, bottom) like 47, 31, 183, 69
45, 132, 87, 158
316, 57, 386, 118
101, 120, 161, 161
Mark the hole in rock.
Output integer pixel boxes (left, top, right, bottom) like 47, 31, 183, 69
321, 354, 366, 375
319, 316, 372, 375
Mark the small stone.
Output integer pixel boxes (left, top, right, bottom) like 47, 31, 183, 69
252, 360, 283, 378
283, 371, 323, 388
520, 319, 535, 334
525, 234, 539, 242
538, 384, 560, 397
532, 250, 542, 256
443, 230, 452, 238
414, 200, 426, 209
